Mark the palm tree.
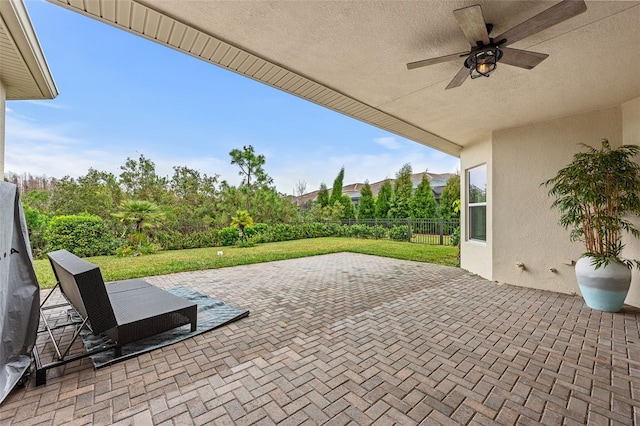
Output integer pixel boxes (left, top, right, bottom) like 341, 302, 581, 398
230, 210, 254, 242
112, 199, 165, 246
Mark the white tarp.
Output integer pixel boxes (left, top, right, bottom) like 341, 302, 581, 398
0, 182, 40, 405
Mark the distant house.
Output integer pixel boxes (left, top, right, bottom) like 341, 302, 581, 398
296, 172, 453, 209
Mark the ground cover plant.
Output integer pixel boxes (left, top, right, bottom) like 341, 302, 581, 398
34, 237, 458, 288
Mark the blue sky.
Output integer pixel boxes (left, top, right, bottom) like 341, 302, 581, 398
6, 0, 459, 195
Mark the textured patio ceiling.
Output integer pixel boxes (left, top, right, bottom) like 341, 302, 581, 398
48, 1, 640, 157
0, 0, 57, 100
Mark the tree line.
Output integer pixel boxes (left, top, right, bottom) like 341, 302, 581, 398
303, 163, 460, 222
5, 145, 460, 257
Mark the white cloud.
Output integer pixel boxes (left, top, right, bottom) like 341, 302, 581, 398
5, 110, 80, 146
4, 109, 240, 184
23, 100, 69, 109
4, 109, 459, 195
374, 137, 400, 150
5, 111, 106, 177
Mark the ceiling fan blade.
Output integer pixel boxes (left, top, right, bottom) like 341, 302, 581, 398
495, 0, 587, 47
500, 47, 549, 69
445, 66, 470, 90
407, 52, 468, 70
453, 5, 490, 46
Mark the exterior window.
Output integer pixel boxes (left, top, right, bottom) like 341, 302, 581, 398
468, 165, 487, 241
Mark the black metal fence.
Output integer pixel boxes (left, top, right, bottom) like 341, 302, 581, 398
152, 217, 460, 250
339, 218, 459, 245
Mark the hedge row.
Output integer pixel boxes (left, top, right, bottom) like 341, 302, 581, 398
26, 214, 428, 258
181, 222, 409, 246
42, 215, 120, 258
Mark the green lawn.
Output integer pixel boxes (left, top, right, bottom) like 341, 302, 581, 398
410, 233, 452, 245
34, 238, 459, 288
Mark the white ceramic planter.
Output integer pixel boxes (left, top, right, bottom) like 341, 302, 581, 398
575, 256, 632, 312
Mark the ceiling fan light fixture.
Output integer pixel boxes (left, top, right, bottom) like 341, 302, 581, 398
466, 46, 503, 79
407, 1, 587, 89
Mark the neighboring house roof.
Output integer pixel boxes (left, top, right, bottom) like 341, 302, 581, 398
0, 0, 57, 100
295, 172, 454, 205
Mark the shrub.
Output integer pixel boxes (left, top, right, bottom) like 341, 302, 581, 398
188, 229, 220, 248
371, 225, 388, 240
302, 222, 332, 238
139, 242, 160, 255
219, 226, 240, 246
389, 225, 409, 241
257, 223, 332, 243
154, 229, 187, 250
349, 224, 374, 239
264, 223, 300, 242
451, 226, 461, 247
44, 215, 117, 257
325, 222, 348, 237
155, 228, 221, 250
252, 222, 356, 243
245, 223, 268, 238
22, 205, 49, 258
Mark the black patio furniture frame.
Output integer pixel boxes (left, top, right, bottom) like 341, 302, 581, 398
33, 250, 197, 385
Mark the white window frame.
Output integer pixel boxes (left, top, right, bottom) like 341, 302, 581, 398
467, 164, 487, 242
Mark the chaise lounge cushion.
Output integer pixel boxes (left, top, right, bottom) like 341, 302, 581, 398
104, 279, 197, 345
47, 250, 197, 349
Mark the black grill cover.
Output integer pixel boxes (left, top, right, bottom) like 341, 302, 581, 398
0, 182, 40, 404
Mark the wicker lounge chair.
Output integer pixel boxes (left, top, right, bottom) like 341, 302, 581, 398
34, 249, 197, 384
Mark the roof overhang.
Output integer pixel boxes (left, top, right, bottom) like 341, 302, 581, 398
46, 1, 640, 157
0, 0, 57, 100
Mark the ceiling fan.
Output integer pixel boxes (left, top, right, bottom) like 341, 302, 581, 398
407, 0, 587, 89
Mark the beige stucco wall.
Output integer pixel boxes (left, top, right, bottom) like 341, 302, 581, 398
460, 103, 640, 306
460, 102, 640, 307
460, 138, 493, 280
491, 106, 624, 298
622, 97, 640, 307
0, 82, 5, 180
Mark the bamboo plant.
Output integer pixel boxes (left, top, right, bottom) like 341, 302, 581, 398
543, 139, 640, 269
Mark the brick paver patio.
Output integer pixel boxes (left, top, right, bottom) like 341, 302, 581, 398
1, 253, 639, 425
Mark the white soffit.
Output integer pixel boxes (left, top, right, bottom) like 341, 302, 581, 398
47, 0, 462, 157
0, 0, 57, 100
46, 1, 640, 155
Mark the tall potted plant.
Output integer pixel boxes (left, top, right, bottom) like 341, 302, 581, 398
543, 139, 640, 312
